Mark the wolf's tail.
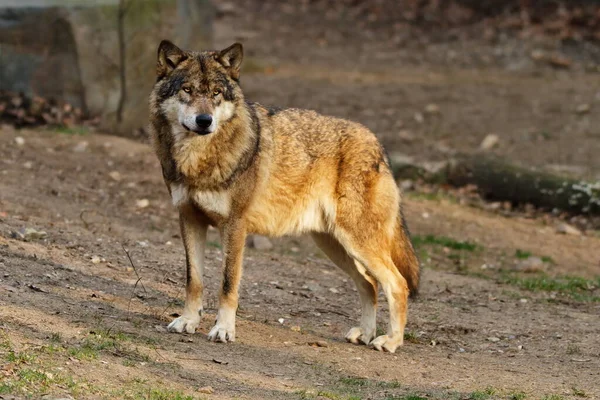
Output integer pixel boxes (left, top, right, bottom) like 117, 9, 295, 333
391, 212, 420, 297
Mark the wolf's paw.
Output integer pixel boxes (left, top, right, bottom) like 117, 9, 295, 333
371, 334, 403, 353
167, 314, 200, 334
207, 322, 235, 343
207, 307, 236, 343
345, 327, 375, 345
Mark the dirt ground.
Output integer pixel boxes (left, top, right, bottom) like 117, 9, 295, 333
1, 2, 600, 400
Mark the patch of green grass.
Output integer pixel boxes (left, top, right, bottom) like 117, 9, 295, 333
111, 377, 199, 400
5, 349, 36, 364
208, 241, 221, 249
542, 395, 565, 400
340, 377, 369, 387
1, 366, 80, 397
572, 387, 588, 397
378, 380, 402, 389
508, 391, 527, 400
468, 387, 496, 400
413, 234, 480, 252
541, 256, 555, 264
501, 274, 600, 302
316, 391, 343, 400
135, 388, 195, 400
339, 376, 402, 391
515, 250, 554, 264
49, 332, 62, 343
403, 330, 419, 344
68, 329, 133, 360
515, 249, 532, 259
385, 395, 427, 400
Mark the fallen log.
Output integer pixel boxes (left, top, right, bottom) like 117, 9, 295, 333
391, 154, 600, 216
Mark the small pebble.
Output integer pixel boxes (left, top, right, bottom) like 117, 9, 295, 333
136, 199, 150, 208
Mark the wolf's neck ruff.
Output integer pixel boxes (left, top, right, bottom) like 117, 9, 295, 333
169, 102, 259, 190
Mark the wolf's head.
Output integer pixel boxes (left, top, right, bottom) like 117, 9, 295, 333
152, 41, 244, 137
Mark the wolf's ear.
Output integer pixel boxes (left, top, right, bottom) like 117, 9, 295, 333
157, 40, 187, 79
218, 43, 243, 80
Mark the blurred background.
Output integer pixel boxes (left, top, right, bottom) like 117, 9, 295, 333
1, 2, 600, 399
2, 0, 600, 196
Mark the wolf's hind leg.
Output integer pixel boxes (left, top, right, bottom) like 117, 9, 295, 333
311, 233, 378, 345
168, 204, 208, 334
335, 233, 408, 353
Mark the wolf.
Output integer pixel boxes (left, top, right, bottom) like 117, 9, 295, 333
148, 40, 420, 353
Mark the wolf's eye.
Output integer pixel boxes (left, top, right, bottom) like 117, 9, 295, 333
212, 89, 222, 97
182, 87, 192, 94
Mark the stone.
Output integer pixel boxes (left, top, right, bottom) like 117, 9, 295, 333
479, 134, 499, 151
0, 0, 214, 136
424, 103, 440, 115
73, 141, 88, 153
248, 235, 273, 251
23, 227, 47, 240
135, 199, 150, 209
556, 223, 582, 236
514, 256, 546, 273
575, 104, 591, 115
108, 171, 122, 181
14, 136, 25, 146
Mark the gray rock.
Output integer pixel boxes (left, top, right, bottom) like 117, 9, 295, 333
480, 134, 499, 151
514, 256, 546, 273
556, 223, 582, 236
247, 235, 273, 251
23, 227, 47, 240
575, 103, 591, 115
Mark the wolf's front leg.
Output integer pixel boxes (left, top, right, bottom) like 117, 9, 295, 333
168, 204, 208, 334
208, 221, 246, 343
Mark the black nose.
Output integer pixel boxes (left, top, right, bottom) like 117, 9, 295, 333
195, 114, 212, 129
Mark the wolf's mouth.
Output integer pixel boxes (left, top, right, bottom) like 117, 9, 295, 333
182, 123, 211, 136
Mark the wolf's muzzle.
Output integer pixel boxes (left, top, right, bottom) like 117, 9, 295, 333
194, 114, 213, 135
182, 114, 213, 135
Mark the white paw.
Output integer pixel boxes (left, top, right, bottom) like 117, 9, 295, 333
207, 307, 236, 343
167, 314, 200, 334
370, 334, 403, 353
207, 323, 235, 342
345, 327, 375, 345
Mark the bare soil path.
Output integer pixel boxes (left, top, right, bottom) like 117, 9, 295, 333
0, 128, 598, 400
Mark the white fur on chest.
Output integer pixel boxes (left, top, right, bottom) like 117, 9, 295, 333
170, 183, 231, 217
